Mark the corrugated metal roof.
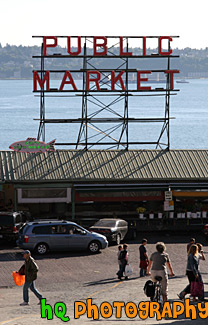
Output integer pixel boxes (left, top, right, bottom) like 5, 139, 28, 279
1, 149, 208, 182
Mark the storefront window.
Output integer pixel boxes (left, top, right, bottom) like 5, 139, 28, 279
17, 188, 71, 203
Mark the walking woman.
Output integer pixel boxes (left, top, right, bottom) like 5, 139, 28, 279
146, 242, 174, 302
178, 244, 203, 301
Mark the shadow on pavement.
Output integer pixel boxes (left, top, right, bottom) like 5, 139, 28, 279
84, 276, 141, 287
0, 249, 101, 262
84, 277, 120, 286
33, 250, 101, 260
0, 251, 23, 261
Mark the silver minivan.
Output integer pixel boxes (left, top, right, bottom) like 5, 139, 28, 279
17, 220, 108, 254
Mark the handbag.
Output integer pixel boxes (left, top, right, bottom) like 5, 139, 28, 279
144, 280, 155, 297
12, 271, 25, 286
124, 264, 133, 276
190, 280, 203, 297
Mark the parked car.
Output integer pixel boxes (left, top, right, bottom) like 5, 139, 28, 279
17, 219, 108, 255
90, 218, 128, 245
203, 224, 208, 240
0, 211, 25, 242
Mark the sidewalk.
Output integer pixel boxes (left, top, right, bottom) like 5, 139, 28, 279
0, 274, 207, 324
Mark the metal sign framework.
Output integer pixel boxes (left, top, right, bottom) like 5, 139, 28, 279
33, 36, 179, 150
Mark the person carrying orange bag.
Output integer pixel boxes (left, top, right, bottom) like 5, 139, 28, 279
18, 250, 43, 306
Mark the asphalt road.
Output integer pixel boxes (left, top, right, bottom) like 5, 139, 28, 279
0, 233, 208, 324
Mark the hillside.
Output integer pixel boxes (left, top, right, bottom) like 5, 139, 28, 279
0, 44, 208, 79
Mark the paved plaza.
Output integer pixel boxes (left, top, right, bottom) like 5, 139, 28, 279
0, 233, 208, 324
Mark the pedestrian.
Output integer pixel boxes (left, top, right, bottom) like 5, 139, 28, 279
139, 238, 149, 277
146, 242, 174, 302
117, 245, 123, 274
187, 238, 195, 253
117, 244, 129, 280
196, 243, 205, 263
196, 243, 205, 300
178, 244, 204, 302
20, 250, 43, 306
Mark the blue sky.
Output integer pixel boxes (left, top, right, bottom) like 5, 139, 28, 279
1, 0, 207, 49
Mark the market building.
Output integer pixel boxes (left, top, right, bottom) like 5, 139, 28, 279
0, 149, 208, 232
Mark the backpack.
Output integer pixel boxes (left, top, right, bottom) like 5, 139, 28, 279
144, 280, 155, 297
118, 250, 126, 260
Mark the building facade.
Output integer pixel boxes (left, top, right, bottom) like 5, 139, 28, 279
1, 149, 208, 231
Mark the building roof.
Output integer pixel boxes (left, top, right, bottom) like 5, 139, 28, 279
1, 149, 208, 183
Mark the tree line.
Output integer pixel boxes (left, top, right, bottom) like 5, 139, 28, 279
0, 44, 208, 79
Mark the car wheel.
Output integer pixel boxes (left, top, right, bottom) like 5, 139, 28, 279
35, 243, 48, 255
88, 241, 100, 254
116, 234, 121, 245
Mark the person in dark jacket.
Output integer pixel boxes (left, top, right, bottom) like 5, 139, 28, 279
117, 244, 129, 280
139, 239, 149, 277
117, 245, 123, 274
20, 250, 43, 306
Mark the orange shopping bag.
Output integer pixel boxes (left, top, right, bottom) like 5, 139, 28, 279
12, 271, 25, 286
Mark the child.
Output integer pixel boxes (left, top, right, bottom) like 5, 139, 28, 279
139, 239, 149, 277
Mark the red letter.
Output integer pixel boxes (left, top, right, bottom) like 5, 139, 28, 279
137, 71, 152, 90
33, 71, 50, 91
43, 36, 58, 56
93, 37, 107, 56
120, 37, 132, 56
67, 37, 81, 56
143, 37, 146, 56
111, 71, 126, 90
86, 71, 101, 90
159, 36, 173, 56
165, 70, 180, 89
59, 71, 77, 91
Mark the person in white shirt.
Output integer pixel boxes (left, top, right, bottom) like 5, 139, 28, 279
196, 243, 205, 263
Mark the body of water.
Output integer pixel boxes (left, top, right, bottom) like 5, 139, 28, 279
0, 79, 208, 150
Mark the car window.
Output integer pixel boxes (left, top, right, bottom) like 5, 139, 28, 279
119, 221, 127, 227
93, 220, 116, 227
69, 225, 86, 235
0, 215, 13, 225
32, 226, 52, 234
51, 225, 69, 234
